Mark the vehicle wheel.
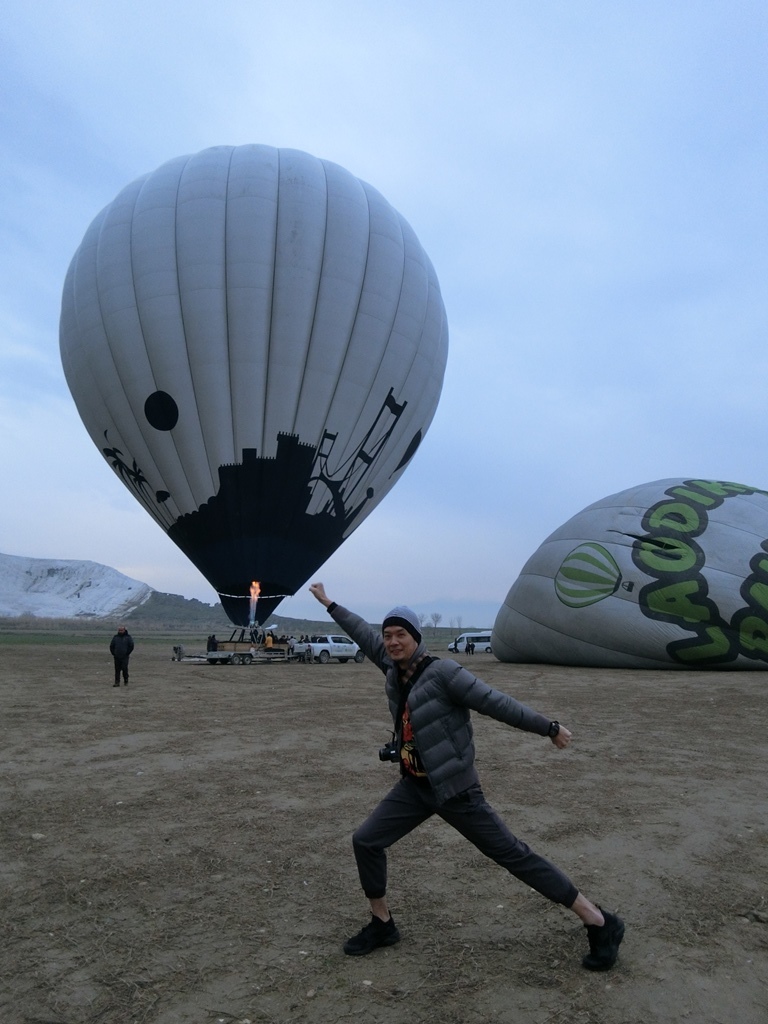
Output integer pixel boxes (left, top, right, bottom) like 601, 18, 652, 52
232, 654, 242, 665
485, 646, 492, 653
243, 654, 253, 665
318, 650, 330, 664
354, 650, 365, 663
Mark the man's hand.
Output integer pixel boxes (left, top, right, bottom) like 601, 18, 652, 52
551, 725, 572, 749
309, 582, 332, 607
548, 724, 573, 749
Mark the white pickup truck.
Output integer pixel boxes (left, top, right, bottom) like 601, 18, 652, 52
304, 634, 365, 664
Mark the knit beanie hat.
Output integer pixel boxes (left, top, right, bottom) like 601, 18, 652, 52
382, 606, 422, 643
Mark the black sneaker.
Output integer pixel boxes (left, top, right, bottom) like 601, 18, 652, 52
343, 914, 400, 956
582, 908, 625, 970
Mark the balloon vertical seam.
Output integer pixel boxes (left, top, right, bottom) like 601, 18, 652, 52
279, 156, 334, 556
291, 156, 331, 440
263, 149, 280, 452
223, 147, 236, 459
175, 151, 220, 489
168, 154, 207, 504
325, 184, 408, 485
99, 183, 176, 525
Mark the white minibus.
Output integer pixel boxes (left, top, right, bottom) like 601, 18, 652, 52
448, 631, 493, 653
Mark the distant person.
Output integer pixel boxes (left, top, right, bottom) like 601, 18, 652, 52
264, 633, 274, 650
207, 634, 218, 652
308, 581, 625, 970
110, 625, 134, 687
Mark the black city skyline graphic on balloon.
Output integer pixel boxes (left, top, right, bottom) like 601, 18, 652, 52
102, 386, 421, 624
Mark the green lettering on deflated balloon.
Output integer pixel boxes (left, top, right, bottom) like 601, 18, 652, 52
738, 615, 768, 654
647, 501, 702, 535
747, 580, 768, 614
636, 537, 698, 574
645, 580, 711, 624
668, 487, 717, 507
673, 626, 730, 663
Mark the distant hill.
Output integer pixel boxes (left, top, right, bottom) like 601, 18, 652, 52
122, 590, 226, 628
0, 553, 331, 634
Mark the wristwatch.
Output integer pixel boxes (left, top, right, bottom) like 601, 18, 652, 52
547, 720, 560, 738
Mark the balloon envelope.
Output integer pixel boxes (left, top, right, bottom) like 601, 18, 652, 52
60, 146, 448, 623
492, 478, 768, 669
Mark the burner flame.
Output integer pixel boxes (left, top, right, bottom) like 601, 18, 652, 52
249, 581, 261, 626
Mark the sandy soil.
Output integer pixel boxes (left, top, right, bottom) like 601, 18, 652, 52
2, 638, 767, 1024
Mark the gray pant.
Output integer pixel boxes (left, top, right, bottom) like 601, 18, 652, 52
352, 777, 579, 906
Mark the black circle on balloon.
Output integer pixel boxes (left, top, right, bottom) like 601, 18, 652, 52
144, 391, 179, 431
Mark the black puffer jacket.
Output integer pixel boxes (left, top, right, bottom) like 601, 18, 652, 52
110, 631, 134, 659
329, 605, 552, 804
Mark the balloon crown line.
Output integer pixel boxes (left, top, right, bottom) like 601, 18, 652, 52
218, 591, 293, 600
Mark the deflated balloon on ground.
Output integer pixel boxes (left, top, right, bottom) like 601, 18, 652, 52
492, 478, 768, 669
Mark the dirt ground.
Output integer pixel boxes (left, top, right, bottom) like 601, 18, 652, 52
2, 637, 767, 1024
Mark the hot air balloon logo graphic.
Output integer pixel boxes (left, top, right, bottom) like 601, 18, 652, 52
555, 543, 622, 608
60, 146, 448, 624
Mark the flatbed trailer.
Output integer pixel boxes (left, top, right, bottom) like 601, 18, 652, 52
208, 642, 292, 665
172, 644, 292, 664
174, 627, 294, 665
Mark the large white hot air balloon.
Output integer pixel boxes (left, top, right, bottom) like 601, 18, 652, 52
60, 146, 448, 624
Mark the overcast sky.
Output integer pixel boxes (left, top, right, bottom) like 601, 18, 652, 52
2, 1, 767, 627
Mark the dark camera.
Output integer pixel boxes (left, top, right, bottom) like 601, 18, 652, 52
378, 740, 398, 762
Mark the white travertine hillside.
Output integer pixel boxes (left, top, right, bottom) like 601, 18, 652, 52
0, 553, 153, 618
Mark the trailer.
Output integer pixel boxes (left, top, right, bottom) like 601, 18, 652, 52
206, 627, 293, 664
173, 628, 293, 665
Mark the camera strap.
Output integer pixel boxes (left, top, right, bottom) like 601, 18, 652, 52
391, 656, 437, 738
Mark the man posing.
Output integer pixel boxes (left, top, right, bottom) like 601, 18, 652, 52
309, 582, 624, 970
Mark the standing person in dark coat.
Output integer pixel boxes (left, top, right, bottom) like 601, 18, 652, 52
308, 581, 625, 970
110, 625, 134, 687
